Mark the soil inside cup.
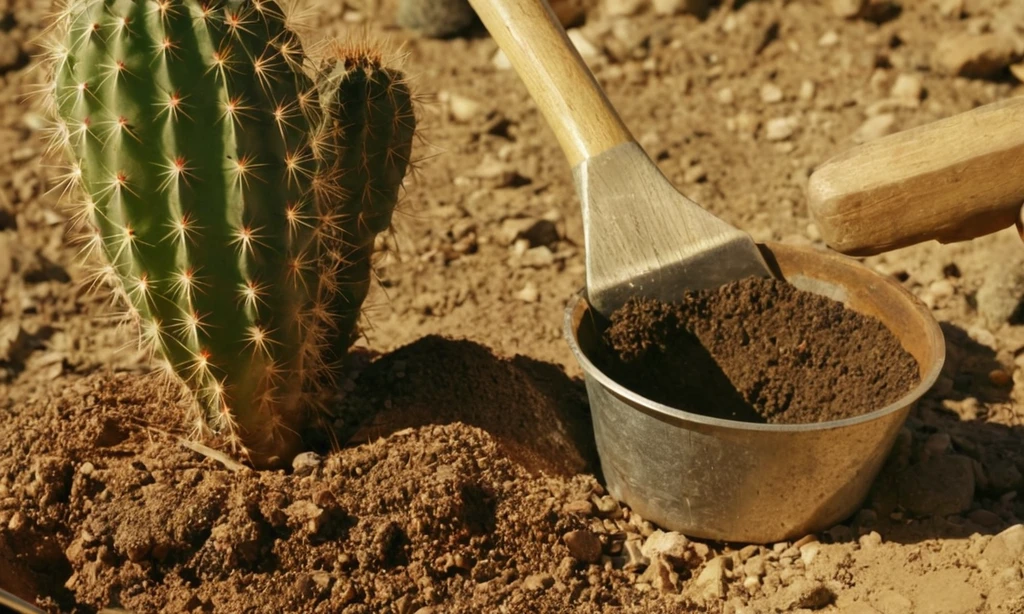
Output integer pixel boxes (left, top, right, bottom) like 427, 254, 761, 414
595, 276, 921, 424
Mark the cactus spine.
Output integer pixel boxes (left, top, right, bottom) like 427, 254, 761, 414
40, 0, 415, 467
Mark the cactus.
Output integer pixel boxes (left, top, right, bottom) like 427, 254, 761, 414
38, 0, 415, 468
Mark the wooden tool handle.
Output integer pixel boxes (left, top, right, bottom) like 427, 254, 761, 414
806, 96, 1024, 256
466, 0, 634, 166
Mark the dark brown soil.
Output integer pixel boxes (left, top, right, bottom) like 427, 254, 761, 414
599, 276, 920, 424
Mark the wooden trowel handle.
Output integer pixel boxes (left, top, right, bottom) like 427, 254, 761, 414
466, 0, 634, 167
806, 96, 1024, 256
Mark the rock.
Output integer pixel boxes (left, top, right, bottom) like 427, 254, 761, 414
623, 539, 650, 571
799, 80, 817, 101
519, 246, 555, 268
819, 31, 840, 47
605, 20, 648, 62
653, 0, 708, 17
468, 158, 529, 187
492, 49, 512, 70
776, 579, 835, 610
694, 555, 730, 601
564, 499, 596, 516
896, 454, 975, 517
987, 369, 1013, 388
853, 114, 896, 143
567, 29, 600, 59
592, 495, 622, 517
976, 255, 1024, 325
1012, 63, 1024, 83
743, 555, 766, 577
396, 0, 477, 38
523, 573, 555, 591
760, 83, 784, 104
890, 74, 924, 104
683, 164, 707, 184
605, 0, 645, 17
831, 0, 866, 18
858, 531, 882, 549
563, 530, 602, 563
285, 500, 326, 534
716, 88, 735, 105
514, 283, 539, 304
800, 542, 821, 565
982, 524, 1024, 568
291, 452, 322, 476
832, 0, 896, 20
500, 218, 560, 248
934, 33, 1021, 79
640, 530, 689, 563
447, 93, 482, 123
765, 117, 797, 141
638, 556, 679, 593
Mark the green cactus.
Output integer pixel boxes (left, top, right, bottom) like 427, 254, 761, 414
39, 0, 416, 468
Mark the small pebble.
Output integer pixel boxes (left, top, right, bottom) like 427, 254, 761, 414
760, 83, 784, 104
743, 574, 761, 591
765, 117, 797, 141
291, 451, 323, 476
799, 79, 817, 101
890, 74, 924, 104
989, 369, 1012, 387
929, 279, 955, 300
744, 555, 766, 578
776, 578, 835, 610
831, 0, 866, 18
859, 531, 883, 549
623, 539, 650, 571
854, 114, 896, 143
564, 530, 603, 564
819, 31, 840, 47
593, 495, 622, 518
564, 499, 596, 516
523, 573, 555, 591
695, 556, 729, 601
514, 283, 539, 303
447, 93, 482, 123
641, 530, 689, 562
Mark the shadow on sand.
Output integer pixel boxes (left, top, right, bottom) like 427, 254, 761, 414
322, 324, 1022, 546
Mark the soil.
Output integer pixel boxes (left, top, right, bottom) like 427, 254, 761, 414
599, 275, 920, 424
3, 0, 1024, 612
